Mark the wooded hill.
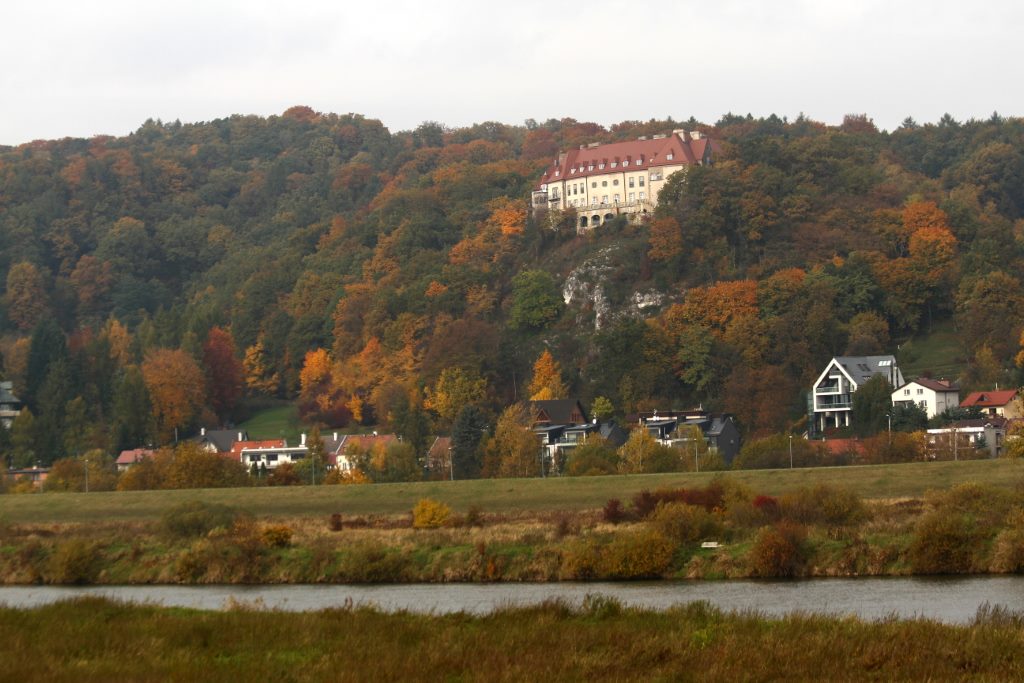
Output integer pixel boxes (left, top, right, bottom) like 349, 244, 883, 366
2, 107, 1023, 465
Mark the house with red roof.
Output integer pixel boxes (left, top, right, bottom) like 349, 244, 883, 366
960, 390, 1024, 419
116, 448, 154, 472
531, 130, 719, 231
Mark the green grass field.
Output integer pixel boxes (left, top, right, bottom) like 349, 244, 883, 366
238, 404, 302, 442
2, 459, 1022, 524
898, 317, 967, 380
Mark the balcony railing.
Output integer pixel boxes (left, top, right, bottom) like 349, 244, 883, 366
815, 394, 852, 410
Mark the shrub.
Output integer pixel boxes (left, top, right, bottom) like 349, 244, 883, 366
603, 498, 627, 524
48, 539, 100, 584
412, 498, 452, 529
648, 502, 722, 546
909, 511, 981, 574
631, 485, 727, 519
990, 528, 1024, 573
466, 505, 484, 528
598, 530, 677, 579
160, 501, 245, 538
260, 524, 293, 548
780, 485, 866, 527
560, 539, 603, 580
328, 513, 344, 532
748, 522, 809, 578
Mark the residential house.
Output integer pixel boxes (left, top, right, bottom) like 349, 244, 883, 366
425, 436, 452, 478
4, 467, 49, 488
926, 417, 1007, 458
959, 390, 1024, 419
532, 130, 719, 230
637, 410, 742, 465
891, 378, 959, 419
231, 438, 288, 469
809, 356, 904, 435
320, 432, 399, 473
0, 381, 22, 429
530, 400, 589, 427
116, 448, 154, 472
195, 428, 248, 454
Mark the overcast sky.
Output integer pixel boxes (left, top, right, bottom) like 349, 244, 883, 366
2, 0, 1022, 145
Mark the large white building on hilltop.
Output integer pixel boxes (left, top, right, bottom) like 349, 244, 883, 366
531, 130, 719, 231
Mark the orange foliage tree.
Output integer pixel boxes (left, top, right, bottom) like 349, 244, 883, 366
528, 349, 567, 400
202, 327, 244, 422
141, 349, 206, 443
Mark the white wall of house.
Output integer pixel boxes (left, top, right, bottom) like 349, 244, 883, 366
891, 382, 959, 418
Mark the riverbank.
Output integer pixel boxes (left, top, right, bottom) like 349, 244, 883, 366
2, 597, 1023, 681
1, 477, 1023, 584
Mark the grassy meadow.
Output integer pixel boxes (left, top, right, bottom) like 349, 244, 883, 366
2, 458, 1023, 525
2, 597, 1024, 682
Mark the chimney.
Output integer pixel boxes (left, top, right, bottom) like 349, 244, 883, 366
690, 130, 702, 139
637, 136, 647, 141
333, 432, 338, 440
301, 433, 307, 446
238, 432, 243, 442
201, 427, 206, 436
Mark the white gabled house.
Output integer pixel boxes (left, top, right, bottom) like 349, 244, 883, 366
810, 356, 903, 435
891, 378, 959, 419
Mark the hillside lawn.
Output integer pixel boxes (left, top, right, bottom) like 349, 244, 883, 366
237, 403, 302, 442
2, 459, 1023, 525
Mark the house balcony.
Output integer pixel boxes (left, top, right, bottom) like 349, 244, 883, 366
815, 394, 852, 410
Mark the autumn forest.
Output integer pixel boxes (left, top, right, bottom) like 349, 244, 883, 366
2, 107, 1024, 473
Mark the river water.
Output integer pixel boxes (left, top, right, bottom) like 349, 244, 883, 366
2, 576, 1023, 623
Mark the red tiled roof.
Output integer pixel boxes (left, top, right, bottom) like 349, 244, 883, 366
229, 439, 286, 460
342, 434, 397, 451
116, 448, 154, 465
960, 390, 1018, 408
537, 132, 714, 189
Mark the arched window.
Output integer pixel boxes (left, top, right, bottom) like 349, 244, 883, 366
579, 216, 588, 228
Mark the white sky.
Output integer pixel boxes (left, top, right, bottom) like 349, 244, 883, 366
2, 0, 1022, 145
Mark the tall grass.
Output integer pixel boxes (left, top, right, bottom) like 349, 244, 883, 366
1, 598, 1024, 681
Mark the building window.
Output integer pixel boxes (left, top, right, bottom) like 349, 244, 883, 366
650, 171, 662, 181
592, 197, 598, 206
904, 389, 910, 396
613, 179, 619, 185
639, 176, 645, 187
639, 191, 645, 200
602, 195, 608, 203
611, 162, 617, 168
628, 192, 635, 201
614, 194, 620, 203
637, 156, 643, 164
599, 163, 605, 169
628, 177, 635, 188
592, 182, 597, 188
588, 165, 594, 171
666, 153, 674, 160
555, 170, 560, 176
602, 180, 608, 187
917, 388, 924, 395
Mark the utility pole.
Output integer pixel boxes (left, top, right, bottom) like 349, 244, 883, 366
789, 435, 793, 469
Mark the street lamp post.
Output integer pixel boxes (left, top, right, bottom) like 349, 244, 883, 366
788, 435, 793, 469
84, 454, 89, 493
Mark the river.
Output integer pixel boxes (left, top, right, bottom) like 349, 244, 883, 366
2, 576, 1023, 623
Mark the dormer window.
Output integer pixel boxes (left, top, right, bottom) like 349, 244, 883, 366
587, 164, 594, 171
570, 168, 576, 174
554, 170, 560, 176
598, 163, 605, 170
610, 161, 617, 168
666, 153, 674, 161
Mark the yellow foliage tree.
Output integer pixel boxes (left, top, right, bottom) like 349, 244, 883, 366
424, 367, 488, 424
299, 348, 332, 397
528, 350, 566, 400
242, 339, 279, 395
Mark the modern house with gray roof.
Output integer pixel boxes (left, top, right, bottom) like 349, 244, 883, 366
810, 356, 903, 435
